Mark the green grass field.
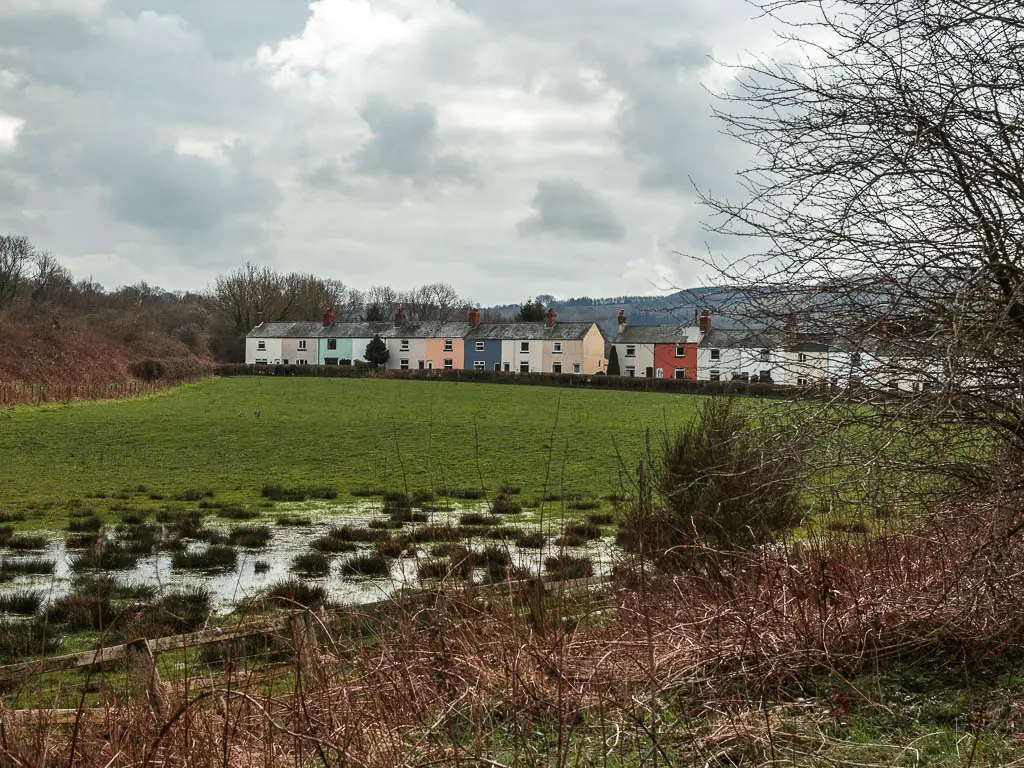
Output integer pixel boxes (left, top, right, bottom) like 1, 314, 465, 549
0, 377, 702, 526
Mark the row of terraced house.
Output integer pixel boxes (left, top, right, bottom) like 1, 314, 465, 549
246, 307, 923, 391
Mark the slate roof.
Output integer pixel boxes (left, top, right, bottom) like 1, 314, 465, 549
246, 321, 326, 339
464, 322, 602, 341
613, 324, 700, 344
698, 328, 785, 349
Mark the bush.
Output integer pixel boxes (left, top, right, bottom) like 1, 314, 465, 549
543, 554, 594, 579
264, 579, 327, 609
150, 587, 213, 633
343, 552, 391, 577
516, 532, 546, 549
214, 504, 259, 520
228, 524, 272, 548
46, 593, 114, 631
0, 616, 61, 662
564, 522, 602, 541
490, 497, 522, 516
623, 396, 806, 555
459, 512, 488, 526
171, 545, 237, 571
0, 590, 43, 615
291, 551, 332, 577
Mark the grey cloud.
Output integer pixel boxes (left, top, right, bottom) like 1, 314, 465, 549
645, 40, 710, 71
350, 95, 477, 187
517, 179, 626, 242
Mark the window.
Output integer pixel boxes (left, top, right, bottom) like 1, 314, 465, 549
474, 361, 486, 370
625, 345, 636, 357
282, 359, 289, 365
420, 361, 426, 370
257, 341, 266, 351
709, 370, 720, 381
675, 345, 686, 357
475, 341, 485, 352
572, 363, 580, 374
552, 361, 562, 373
400, 339, 409, 351
888, 380, 899, 390
298, 340, 307, 351
798, 353, 808, 363
519, 362, 529, 373
797, 377, 809, 386
520, 341, 530, 353
494, 363, 501, 371
297, 359, 308, 365
674, 368, 685, 379
655, 368, 664, 378
444, 359, 453, 370
327, 339, 337, 350
759, 349, 770, 362
552, 342, 562, 354
710, 349, 720, 360
851, 352, 862, 368
324, 358, 338, 366
504, 363, 510, 372
255, 358, 267, 365
912, 381, 921, 393
400, 359, 409, 370
625, 366, 636, 377
444, 339, 453, 352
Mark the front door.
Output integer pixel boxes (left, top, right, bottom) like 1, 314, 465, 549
646, 367, 654, 378
418, 360, 425, 370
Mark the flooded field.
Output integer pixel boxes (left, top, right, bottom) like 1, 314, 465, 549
0, 501, 618, 613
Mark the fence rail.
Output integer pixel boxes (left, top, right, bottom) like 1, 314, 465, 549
0, 575, 611, 706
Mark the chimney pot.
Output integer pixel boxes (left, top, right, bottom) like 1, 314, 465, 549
394, 306, 406, 328
545, 307, 557, 329
468, 307, 481, 328
322, 307, 335, 327
617, 310, 627, 326
698, 310, 711, 336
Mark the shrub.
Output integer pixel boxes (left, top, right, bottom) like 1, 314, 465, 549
516, 532, 546, 549
543, 554, 594, 579
477, 545, 511, 568
0, 557, 56, 578
291, 551, 332, 577
459, 512, 488, 526
564, 522, 601, 541
171, 545, 237, 571
275, 515, 312, 527
490, 497, 522, 516
177, 488, 207, 502
265, 579, 327, 609
6, 534, 47, 551
46, 593, 114, 631
625, 396, 806, 554
228, 524, 272, 548
0, 616, 61, 662
343, 552, 391, 577
150, 587, 213, 633
0, 590, 43, 615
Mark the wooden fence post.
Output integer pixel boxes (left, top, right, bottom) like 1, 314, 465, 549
127, 639, 169, 719
293, 612, 322, 685
525, 579, 546, 637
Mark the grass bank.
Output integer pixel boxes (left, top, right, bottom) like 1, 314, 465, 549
0, 377, 702, 526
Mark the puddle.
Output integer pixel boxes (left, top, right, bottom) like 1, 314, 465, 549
0, 502, 618, 613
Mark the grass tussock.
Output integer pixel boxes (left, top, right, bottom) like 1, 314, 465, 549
6, 534, 48, 551
261, 484, 337, 502
227, 524, 272, 548
275, 515, 312, 527
490, 497, 522, 516
1, 556, 56, 578
437, 487, 487, 500
543, 554, 594, 579
264, 578, 328, 609
0, 616, 60, 662
171, 545, 237, 572
343, 552, 391, 577
0, 590, 43, 615
291, 551, 332, 577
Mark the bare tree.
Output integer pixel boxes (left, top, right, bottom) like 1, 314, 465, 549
0, 234, 33, 309
213, 263, 286, 334
699, 0, 1024, 491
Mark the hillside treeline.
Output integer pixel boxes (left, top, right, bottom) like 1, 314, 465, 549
0, 235, 475, 387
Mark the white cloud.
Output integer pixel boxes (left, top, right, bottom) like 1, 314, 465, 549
0, 114, 24, 151
0, 0, 106, 18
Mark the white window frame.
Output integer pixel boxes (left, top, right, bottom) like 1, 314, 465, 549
298, 340, 307, 351
624, 366, 636, 377
257, 340, 266, 351
552, 342, 562, 354
552, 361, 562, 374
759, 349, 770, 362
625, 345, 636, 358
443, 359, 453, 370
674, 367, 685, 379
710, 349, 720, 360
710, 369, 721, 381
327, 339, 337, 350
255, 358, 267, 365
519, 362, 529, 373
675, 345, 685, 357
297, 359, 308, 366
444, 339, 453, 352
400, 339, 410, 352
520, 341, 530, 354
494, 362, 501, 371
655, 368, 664, 379
797, 377, 809, 386
400, 359, 409, 370
798, 353, 808, 363
475, 341, 485, 352
473, 361, 486, 370
572, 363, 580, 374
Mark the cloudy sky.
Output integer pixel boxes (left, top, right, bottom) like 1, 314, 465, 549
0, 0, 779, 304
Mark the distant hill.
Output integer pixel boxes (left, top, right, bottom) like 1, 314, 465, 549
485, 287, 750, 338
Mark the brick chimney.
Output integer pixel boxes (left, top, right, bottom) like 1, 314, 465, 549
394, 306, 406, 327
545, 307, 557, 329
468, 307, 481, 327
698, 310, 711, 336
256, 311, 265, 328
617, 310, 627, 327
785, 311, 798, 338
322, 306, 335, 327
